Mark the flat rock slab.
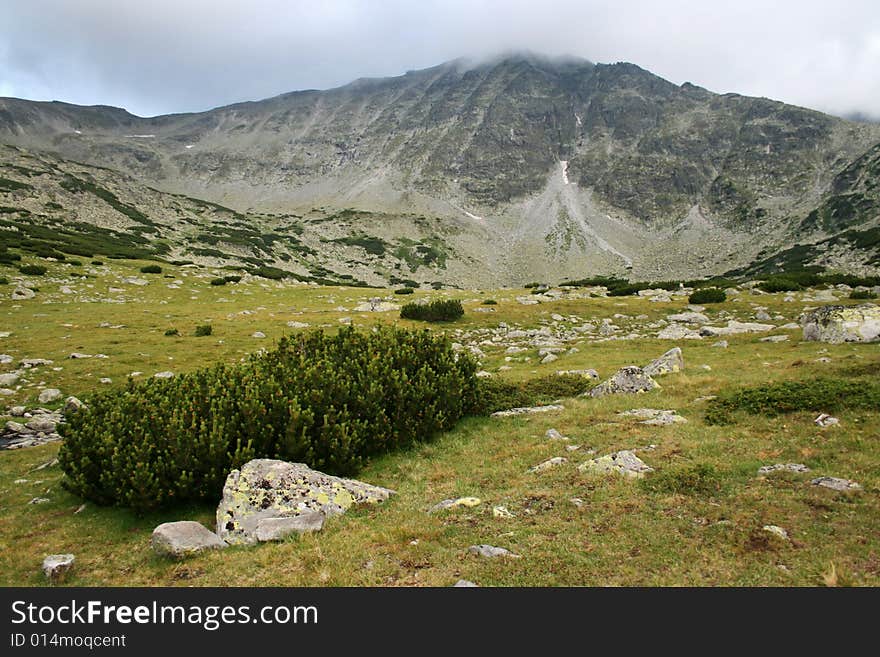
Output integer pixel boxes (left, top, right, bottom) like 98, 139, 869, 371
556, 369, 599, 379
814, 413, 839, 427
151, 521, 226, 558
491, 404, 564, 417
588, 366, 658, 398
643, 347, 684, 377
801, 304, 880, 343
811, 476, 861, 492
700, 321, 775, 336
758, 463, 811, 475
217, 459, 394, 545
545, 428, 569, 441
254, 512, 325, 542
429, 497, 481, 513
529, 457, 567, 473
468, 545, 519, 558
619, 408, 686, 425
42, 554, 74, 582
579, 450, 654, 478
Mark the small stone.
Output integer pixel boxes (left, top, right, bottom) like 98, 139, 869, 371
711, 340, 729, 348
254, 512, 325, 541
762, 525, 789, 541
760, 335, 789, 343
454, 579, 479, 587
493, 506, 515, 518
545, 428, 569, 441
491, 404, 564, 418
69, 352, 93, 359
811, 476, 861, 492
529, 457, 567, 473
252, 331, 266, 338
468, 544, 519, 558
42, 554, 75, 582
0, 372, 19, 387
570, 497, 585, 508
37, 388, 62, 404
579, 450, 654, 478
151, 521, 227, 557
643, 347, 684, 377
758, 463, 810, 475
29, 497, 50, 504
153, 371, 175, 379
814, 413, 839, 427
429, 497, 482, 513
63, 396, 85, 413
556, 369, 599, 379
540, 353, 558, 365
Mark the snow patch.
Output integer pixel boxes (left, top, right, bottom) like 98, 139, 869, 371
125, 134, 156, 138
575, 113, 582, 127
185, 144, 195, 149
464, 211, 483, 222
73, 130, 82, 135
560, 160, 569, 185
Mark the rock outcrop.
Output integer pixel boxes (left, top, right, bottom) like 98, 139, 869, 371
801, 304, 880, 343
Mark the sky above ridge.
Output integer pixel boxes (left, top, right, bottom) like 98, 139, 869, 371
1, 0, 879, 120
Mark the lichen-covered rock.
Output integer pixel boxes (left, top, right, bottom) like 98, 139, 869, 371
545, 428, 568, 441
758, 463, 810, 475
216, 459, 395, 545
254, 512, 325, 542
37, 388, 62, 404
699, 321, 775, 336
643, 347, 684, 377
42, 554, 74, 582
588, 366, 658, 398
801, 304, 880, 343
555, 369, 599, 379
578, 450, 654, 478
12, 287, 36, 300
619, 408, 686, 425
490, 404, 564, 417
529, 457, 567, 473
151, 521, 226, 557
657, 323, 703, 340
429, 496, 481, 513
468, 544, 519, 558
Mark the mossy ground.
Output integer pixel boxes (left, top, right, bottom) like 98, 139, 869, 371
0, 257, 878, 586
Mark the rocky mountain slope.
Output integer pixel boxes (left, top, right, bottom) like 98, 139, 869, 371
2, 54, 879, 284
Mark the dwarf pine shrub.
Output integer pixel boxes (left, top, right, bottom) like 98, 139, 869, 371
140, 264, 162, 274
59, 326, 478, 511
400, 299, 464, 322
688, 287, 726, 304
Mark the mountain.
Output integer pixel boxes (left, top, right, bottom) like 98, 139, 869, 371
2, 53, 880, 284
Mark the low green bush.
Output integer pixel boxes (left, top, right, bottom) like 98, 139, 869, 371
194, 324, 213, 337
0, 277, 8, 285
140, 264, 162, 274
705, 377, 880, 425
164, 328, 179, 336
688, 288, 726, 304
758, 276, 803, 293
18, 264, 47, 276
482, 299, 497, 305
91, 260, 104, 266
641, 463, 723, 496
210, 277, 227, 286
400, 299, 464, 322
850, 289, 877, 300
223, 275, 242, 283
58, 327, 477, 511
394, 287, 415, 295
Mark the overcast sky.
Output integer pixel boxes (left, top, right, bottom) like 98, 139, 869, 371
1, 0, 879, 120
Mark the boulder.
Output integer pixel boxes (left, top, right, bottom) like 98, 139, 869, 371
811, 476, 861, 492
254, 512, 325, 542
37, 389, 62, 404
667, 312, 709, 324
42, 554, 75, 582
700, 321, 775, 336
588, 366, 658, 398
801, 304, 880, 343
216, 459, 394, 545
63, 396, 85, 414
12, 287, 36, 300
643, 347, 684, 377
0, 372, 19, 387
578, 450, 653, 478
657, 324, 702, 340
151, 521, 226, 557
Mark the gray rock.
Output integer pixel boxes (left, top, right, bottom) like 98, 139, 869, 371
0, 372, 19, 387
619, 408, 686, 425
657, 323, 703, 340
588, 366, 658, 398
801, 304, 880, 343
254, 512, 325, 542
700, 321, 775, 336
545, 428, 569, 441
9, 406, 26, 417
529, 456, 567, 473
711, 340, 729, 348
151, 521, 227, 557
555, 369, 598, 379
0, 354, 13, 364
540, 353, 558, 365
756, 310, 772, 321
667, 311, 709, 324
578, 450, 654, 478
42, 554, 75, 582
429, 497, 481, 513
37, 389, 62, 404
814, 413, 839, 427
758, 463, 810, 475
811, 476, 861, 492
63, 396, 85, 414
762, 525, 789, 540
217, 459, 395, 545
490, 404, 565, 417
643, 347, 684, 377
25, 417, 56, 433
69, 352, 93, 359
468, 544, 518, 558
760, 335, 789, 343
21, 359, 53, 368
251, 331, 266, 338
153, 371, 175, 379
12, 287, 36, 300
454, 579, 479, 587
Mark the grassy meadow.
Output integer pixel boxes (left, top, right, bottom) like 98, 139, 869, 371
0, 257, 878, 586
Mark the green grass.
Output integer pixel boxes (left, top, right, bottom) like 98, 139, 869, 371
0, 260, 878, 586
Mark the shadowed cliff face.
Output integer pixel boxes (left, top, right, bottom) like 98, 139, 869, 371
1, 54, 879, 283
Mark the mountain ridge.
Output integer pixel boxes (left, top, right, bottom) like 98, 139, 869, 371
1, 54, 879, 284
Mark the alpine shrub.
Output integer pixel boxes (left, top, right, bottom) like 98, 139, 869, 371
400, 299, 464, 322
850, 289, 877, 300
140, 264, 162, 274
688, 288, 726, 304
394, 287, 415, 295
58, 327, 478, 512
210, 277, 227, 286
194, 324, 213, 337
18, 264, 47, 276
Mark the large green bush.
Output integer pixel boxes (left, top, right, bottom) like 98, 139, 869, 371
18, 264, 47, 276
688, 287, 726, 304
400, 299, 464, 322
58, 327, 478, 511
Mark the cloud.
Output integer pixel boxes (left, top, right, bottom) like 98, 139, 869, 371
0, 0, 878, 119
